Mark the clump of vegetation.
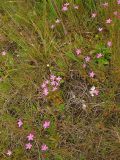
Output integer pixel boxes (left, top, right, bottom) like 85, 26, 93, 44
0, 0, 120, 160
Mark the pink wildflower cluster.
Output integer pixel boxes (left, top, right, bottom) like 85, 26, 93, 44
82, 56, 91, 69
25, 135, 48, 151
24, 122, 50, 150
62, 3, 79, 11
82, 56, 96, 78
51, 3, 78, 29
25, 131, 49, 151
6, 0, 119, 157
17, 119, 50, 153
84, 3, 115, 79
41, 74, 62, 96
51, 18, 61, 29
25, 133, 34, 150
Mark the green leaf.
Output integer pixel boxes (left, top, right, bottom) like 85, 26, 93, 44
65, 52, 79, 62
58, 104, 65, 112
54, 155, 63, 160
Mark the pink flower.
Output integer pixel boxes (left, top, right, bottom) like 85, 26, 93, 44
94, 89, 99, 96
56, 76, 62, 82
51, 24, 55, 29
89, 86, 99, 96
106, 18, 112, 24
75, 49, 81, 55
92, 13, 97, 18
83, 63, 86, 68
118, 0, 120, 5
107, 41, 112, 47
62, 3, 69, 11
51, 80, 59, 87
27, 133, 34, 141
41, 75, 61, 96
2, 51, 7, 56
98, 27, 103, 32
44, 80, 49, 84
41, 83, 46, 88
52, 87, 58, 91
55, 19, 61, 24
25, 143, 32, 150
102, 2, 108, 7
41, 144, 48, 151
43, 87, 49, 96
117, 15, 120, 19
64, 3, 69, 6
50, 74, 56, 80
6, 150, 12, 156
113, 11, 118, 16
85, 56, 91, 62
51, 81, 57, 86
89, 71, 95, 78
55, 82, 59, 86
96, 53, 103, 58
62, 6, 68, 11
74, 5, 79, 9
43, 121, 50, 129
18, 119, 23, 128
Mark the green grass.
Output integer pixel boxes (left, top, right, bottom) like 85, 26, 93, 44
0, 0, 120, 159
